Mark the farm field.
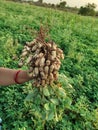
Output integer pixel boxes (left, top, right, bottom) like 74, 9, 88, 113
0, 0, 98, 130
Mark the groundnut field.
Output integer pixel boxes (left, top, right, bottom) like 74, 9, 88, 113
0, 0, 98, 130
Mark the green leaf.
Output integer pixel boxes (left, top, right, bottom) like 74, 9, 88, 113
34, 94, 41, 105
44, 103, 50, 111
43, 87, 50, 96
49, 103, 56, 111
58, 87, 66, 98
64, 97, 72, 108
24, 92, 34, 101
47, 111, 54, 121
50, 98, 59, 105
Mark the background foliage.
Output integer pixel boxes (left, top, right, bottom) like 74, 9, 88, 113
0, 0, 98, 129
78, 3, 97, 16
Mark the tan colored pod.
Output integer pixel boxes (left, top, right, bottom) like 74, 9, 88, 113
57, 55, 61, 59
60, 53, 64, 59
39, 57, 45, 67
37, 42, 43, 48
24, 45, 27, 49
49, 79, 54, 85
35, 58, 40, 66
52, 42, 57, 50
51, 51, 56, 58
50, 65, 54, 72
48, 55, 52, 61
46, 79, 50, 85
33, 53, 38, 59
47, 43, 52, 48
26, 55, 32, 64
57, 48, 63, 54
40, 72, 46, 79
28, 72, 34, 78
30, 70, 36, 77
32, 39, 37, 43
49, 55, 55, 61
46, 60, 51, 66
20, 57, 25, 62
21, 51, 28, 57
57, 64, 60, 70
23, 45, 30, 51
22, 48, 27, 53
35, 49, 41, 54
26, 41, 35, 47
32, 44, 38, 52
18, 61, 23, 67
34, 67, 39, 76
28, 67, 33, 73
44, 66, 49, 74
53, 70, 58, 75
58, 60, 61, 65
41, 80, 46, 86
26, 46, 30, 51
39, 67, 44, 72
37, 53, 44, 58
53, 73, 58, 80
49, 73, 54, 80
53, 64, 59, 71
55, 57, 61, 64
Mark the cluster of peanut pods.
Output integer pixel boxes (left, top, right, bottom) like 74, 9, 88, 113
18, 38, 64, 87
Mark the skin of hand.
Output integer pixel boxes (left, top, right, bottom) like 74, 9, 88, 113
0, 67, 31, 86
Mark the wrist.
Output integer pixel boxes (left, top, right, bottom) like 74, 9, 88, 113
14, 70, 32, 84
14, 70, 21, 84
